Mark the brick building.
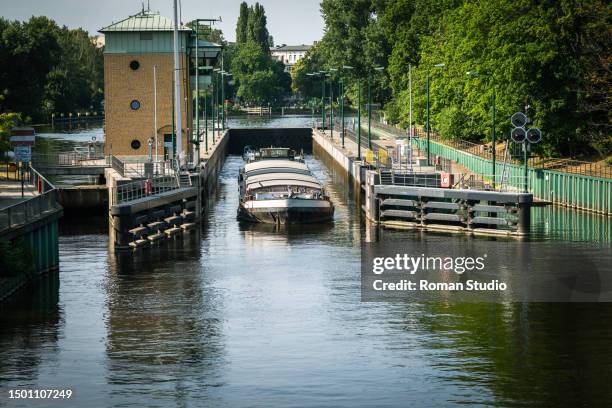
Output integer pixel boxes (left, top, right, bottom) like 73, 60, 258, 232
100, 9, 220, 159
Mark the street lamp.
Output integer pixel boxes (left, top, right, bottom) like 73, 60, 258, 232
199, 66, 213, 153
368, 66, 384, 149
340, 66, 354, 149
328, 68, 338, 139
307, 71, 326, 129
466, 70, 496, 187
220, 71, 232, 130
212, 68, 221, 143
426, 63, 446, 166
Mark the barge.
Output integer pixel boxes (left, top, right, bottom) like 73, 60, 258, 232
238, 147, 334, 224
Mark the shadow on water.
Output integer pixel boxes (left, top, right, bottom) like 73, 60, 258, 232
0, 273, 60, 383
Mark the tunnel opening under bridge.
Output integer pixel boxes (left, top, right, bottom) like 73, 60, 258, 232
226, 128, 313, 155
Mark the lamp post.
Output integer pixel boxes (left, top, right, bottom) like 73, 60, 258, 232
220, 71, 232, 130
357, 78, 362, 160
212, 68, 220, 144
341, 65, 354, 149
426, 63, 446, 166
204, 84, 208, 152
467, 70, 496, 187
328, 69, 337, 138
307, 71, 326, 129
368, 66, 384, 150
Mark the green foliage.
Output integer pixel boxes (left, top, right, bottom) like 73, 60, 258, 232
0, 16, 103, 122
236, 2, 272, 51
230, 3, 290, 105
306, 0, 611, 157
0, 112, 21, 155
236, 2, 249, 44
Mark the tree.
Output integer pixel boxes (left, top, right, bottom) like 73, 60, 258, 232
229, 2, 289, 105
310, 0, 611, 157
0, 16, 103, 122
247, 2, 271, 51
236, 2, 249, 44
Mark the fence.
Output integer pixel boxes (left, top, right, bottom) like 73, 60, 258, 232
371, 122, 611, 180
0, 165, 60, 233
415, 136, 611, 213
112, 176, 179, 205
32, 145, 105, 167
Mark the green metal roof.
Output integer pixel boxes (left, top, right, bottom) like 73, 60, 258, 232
99, 9, 191, 33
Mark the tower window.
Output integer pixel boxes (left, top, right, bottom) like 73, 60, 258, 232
130, 100, 141, 110
131, 139, 141, 150
129, 60, 140, 70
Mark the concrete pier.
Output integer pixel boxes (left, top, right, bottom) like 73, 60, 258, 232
312, 128, 534, 237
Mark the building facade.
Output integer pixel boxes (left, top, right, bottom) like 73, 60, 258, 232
271, 44, 312, 72
100, 9, 220, 159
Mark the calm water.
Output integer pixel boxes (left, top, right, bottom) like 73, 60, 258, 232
1, 120, 611, 407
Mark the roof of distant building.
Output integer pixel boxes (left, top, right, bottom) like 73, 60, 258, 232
99, 9, 190, 33
272, 44, 312, 52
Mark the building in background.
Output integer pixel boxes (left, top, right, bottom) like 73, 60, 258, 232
271, 44, 312, 72
100, 8, 220, 158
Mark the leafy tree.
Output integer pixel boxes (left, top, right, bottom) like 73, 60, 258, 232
0, 112, 20, 156
247, 2, 271, 51
0, 16, 103, 122
228, 2, 290, 105
236, 2, 249, 44
309, 0, 611, 157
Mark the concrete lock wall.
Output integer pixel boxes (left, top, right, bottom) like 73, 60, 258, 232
1, 219, 60, 302
419, 138, 611, 215
227, 128, 313, 155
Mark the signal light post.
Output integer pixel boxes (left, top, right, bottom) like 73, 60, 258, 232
511, 112, 542, 193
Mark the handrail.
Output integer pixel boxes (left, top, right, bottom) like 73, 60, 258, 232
0, 164, 60, 234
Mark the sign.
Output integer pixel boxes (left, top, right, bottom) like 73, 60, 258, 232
10, 127, 35, 146
14, 145, 32, 162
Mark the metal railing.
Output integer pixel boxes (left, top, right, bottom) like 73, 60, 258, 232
0, 165, 60, 233
378, 170, 527, 192
32, 145, 105, 167
112, 176, 180, 205
109, 155, 175, 179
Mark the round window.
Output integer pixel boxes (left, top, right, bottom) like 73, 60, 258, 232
130, 100, 141, 110
131, 139, 141, 150
130, 60, 140, 70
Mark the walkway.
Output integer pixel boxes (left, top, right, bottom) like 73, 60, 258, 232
0, 179, 37, 209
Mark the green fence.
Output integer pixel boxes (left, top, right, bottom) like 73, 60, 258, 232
416, 138, 611, 214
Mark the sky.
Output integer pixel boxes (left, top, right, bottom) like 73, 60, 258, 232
0, 0, 325, 45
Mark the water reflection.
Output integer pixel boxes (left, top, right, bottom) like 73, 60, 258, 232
0, 119, 610, 406
416, 302, 612, 405
0, 273, 60, 383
